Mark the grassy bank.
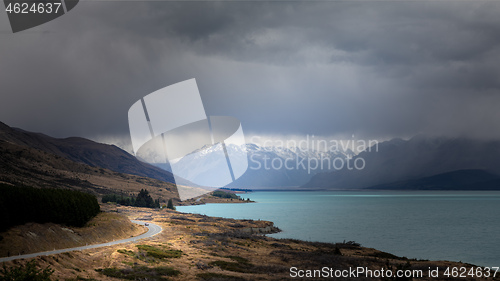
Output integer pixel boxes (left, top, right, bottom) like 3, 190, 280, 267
0, 211, 144, 257
1, 205, 496, 281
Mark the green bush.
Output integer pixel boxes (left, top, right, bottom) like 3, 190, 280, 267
136, 245, 183, 259
208, 256, 254, 273
96, 265, 179, 280
117, 249, 135, 257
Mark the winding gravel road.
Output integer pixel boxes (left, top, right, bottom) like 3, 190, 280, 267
0, 220, 162, 263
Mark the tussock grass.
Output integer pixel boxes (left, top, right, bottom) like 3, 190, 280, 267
96, 265, 180, 280
208, 255, 285, 274
197, 272, 247, 281
117, 249, 135, 257
136, 244, 183, 259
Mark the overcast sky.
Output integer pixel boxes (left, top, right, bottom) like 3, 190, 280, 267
1, 0, 500, 150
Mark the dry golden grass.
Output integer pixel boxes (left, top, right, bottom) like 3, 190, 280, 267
0, 212, 144, 257
2, 206, 498, 281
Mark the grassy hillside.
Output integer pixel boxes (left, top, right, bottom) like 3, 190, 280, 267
0, 140, 182, 203
0, 121, 176, 184
0, 211, 144, 257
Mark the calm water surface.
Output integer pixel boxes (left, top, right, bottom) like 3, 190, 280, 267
177, 191, 500, 267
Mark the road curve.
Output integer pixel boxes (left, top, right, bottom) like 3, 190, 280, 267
0, 220, 162, 263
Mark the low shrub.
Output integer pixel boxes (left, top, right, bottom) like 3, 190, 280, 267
96, 265, 179, 280
0, 260, 54, 281
136, 245, 183, 259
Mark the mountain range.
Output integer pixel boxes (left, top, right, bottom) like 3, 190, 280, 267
1, 120, 499, 192
166, 143, 353, 188
304, 135, 500, 190
367, 169, 500, 190
229, 144, 353, 188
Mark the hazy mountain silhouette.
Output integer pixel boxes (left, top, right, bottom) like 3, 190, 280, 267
304, 136, 500, 190
367, 169, 500, 190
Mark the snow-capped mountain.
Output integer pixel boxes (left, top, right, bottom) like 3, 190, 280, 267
161, 143, 354, 188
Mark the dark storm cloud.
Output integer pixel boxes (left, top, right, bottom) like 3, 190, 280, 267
0, 1, 500, 145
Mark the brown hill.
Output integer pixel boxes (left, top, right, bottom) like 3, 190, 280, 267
0, 212, 144, 258
0, 121, 176, 184
0, 139, 182, 202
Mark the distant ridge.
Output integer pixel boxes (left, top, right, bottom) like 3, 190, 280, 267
304, 136, 500, 190
367, 169, 500, 190
0, 121, 175, 184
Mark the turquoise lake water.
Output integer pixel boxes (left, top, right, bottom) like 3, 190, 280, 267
177, 191, 500, 267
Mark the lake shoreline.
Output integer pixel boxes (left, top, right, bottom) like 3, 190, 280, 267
178, 190, 500, 268
0, 204, 493, 280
